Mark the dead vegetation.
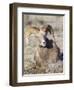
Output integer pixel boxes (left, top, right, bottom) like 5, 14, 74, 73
24, 15, 63, 74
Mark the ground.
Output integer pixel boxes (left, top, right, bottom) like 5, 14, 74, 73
23, 15, 63, 74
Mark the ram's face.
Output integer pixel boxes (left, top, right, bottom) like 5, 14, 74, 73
38, 24, 53, 47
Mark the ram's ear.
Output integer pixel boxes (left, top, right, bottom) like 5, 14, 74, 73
46, 25, 52, 34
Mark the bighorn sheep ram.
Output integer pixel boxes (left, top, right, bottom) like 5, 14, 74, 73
24, 25, 63, 73
33, 25, 62, 73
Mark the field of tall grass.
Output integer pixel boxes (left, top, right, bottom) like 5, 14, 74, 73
23, 15, 63, 74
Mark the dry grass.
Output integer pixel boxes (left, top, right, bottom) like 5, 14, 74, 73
24, 60, 63, 74
24, 28, 63, 74
23, 15, 63, 74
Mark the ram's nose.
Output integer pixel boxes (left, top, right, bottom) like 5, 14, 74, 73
43, 41, 46, 44
40, 40, 46, 47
